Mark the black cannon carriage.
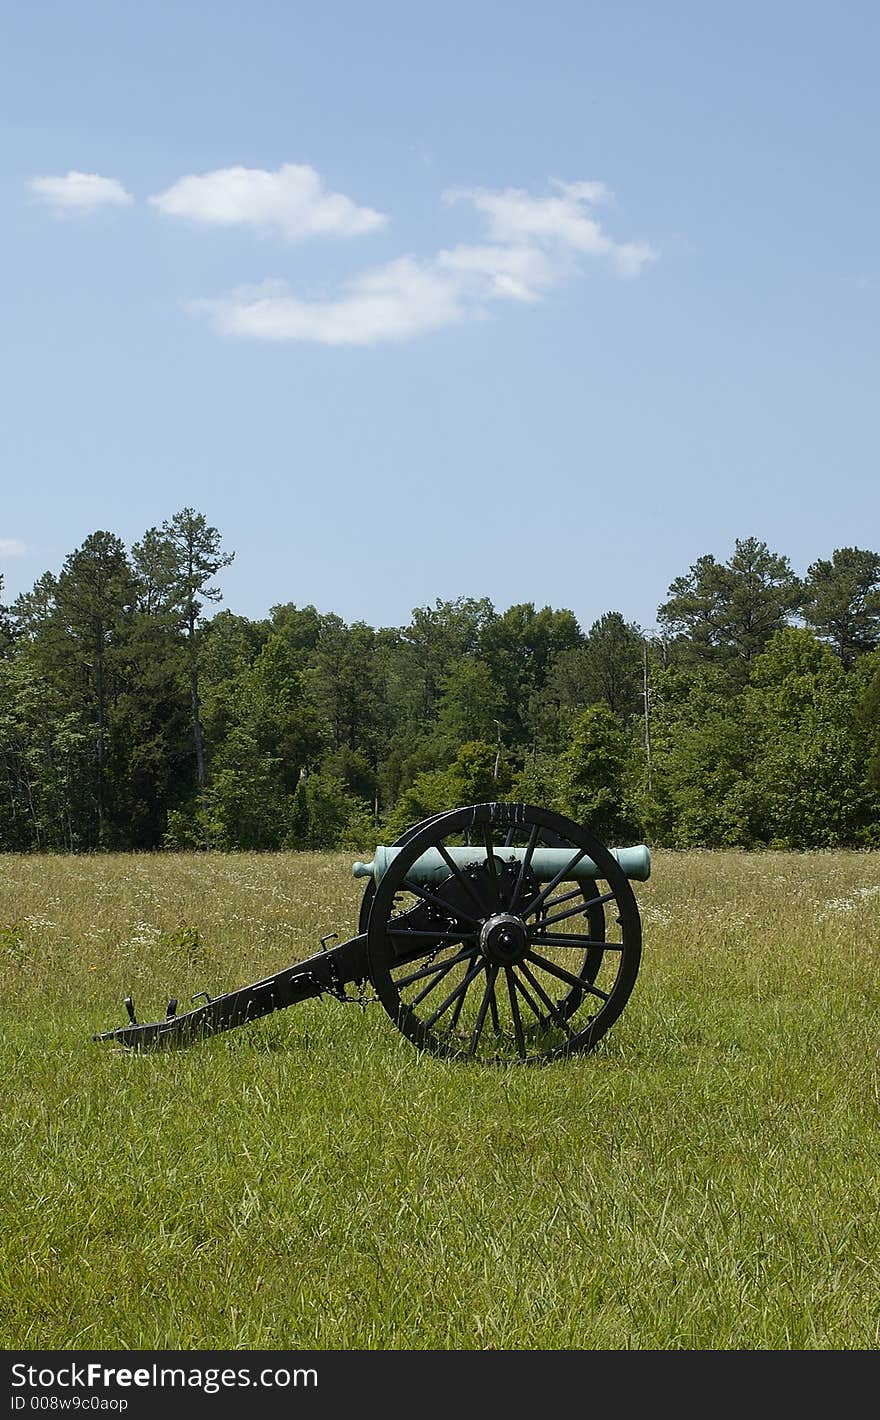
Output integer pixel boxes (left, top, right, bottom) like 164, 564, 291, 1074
94, 801, 650, 1064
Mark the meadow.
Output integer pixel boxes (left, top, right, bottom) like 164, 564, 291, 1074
1, 846, 878, 1350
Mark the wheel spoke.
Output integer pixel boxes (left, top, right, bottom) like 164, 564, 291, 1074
482, 824, 500, 904
511, 971, 546, 1025
489, 984, 501, 1033
411, 952, 477, 1008
525, 949, 611, 1002
446, 980, 469, 1035
388, 928, 479, 943
535, 901, 595, 930
435, 842, 489, 916
467, 964, 499, 1057
386, 929, 477, 971
400, 877, 481, 929
368, 801, 641, 1063
539, 887, 617, 928
518, 961, 576, 1039
423, 958, 486, 1030
394, 944, 477, 990
519, 848, 588, 920
535, 884, 584, 912
530, 933, 621, 950
509, 822, 540, 912
506, 966, 527, 1059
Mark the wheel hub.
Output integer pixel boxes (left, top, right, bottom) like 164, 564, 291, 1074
479, 912, 529, 965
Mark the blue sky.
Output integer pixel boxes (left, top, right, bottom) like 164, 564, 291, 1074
2, 1, 878, 634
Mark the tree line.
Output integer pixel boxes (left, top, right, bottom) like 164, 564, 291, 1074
1, 515, 879, 852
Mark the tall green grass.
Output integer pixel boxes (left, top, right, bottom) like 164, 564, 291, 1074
1, 848, 878, 1349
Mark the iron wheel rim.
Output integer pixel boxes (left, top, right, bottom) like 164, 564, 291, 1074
366, 801, 642, 1063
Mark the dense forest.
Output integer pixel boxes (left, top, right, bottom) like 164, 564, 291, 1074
2, 509, 880, 852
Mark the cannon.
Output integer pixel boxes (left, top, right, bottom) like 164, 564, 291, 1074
94, 801, 650, 1064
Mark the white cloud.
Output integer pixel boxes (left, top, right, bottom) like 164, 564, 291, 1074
190, 239, 581, 345
551, 178, 612, 205
188, 260, 466, 346
444, 181, 656, 277
150, 163, 388, 241
0, 539, 29, 557
27, 171, 133, 214
436, 243, 558, 302
611, 240, 659, 279
187, 177, 657, 345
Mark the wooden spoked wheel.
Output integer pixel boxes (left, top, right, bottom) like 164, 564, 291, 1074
366, 801, 642, 1063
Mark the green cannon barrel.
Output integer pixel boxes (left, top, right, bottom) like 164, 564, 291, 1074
353, 842, 651, 887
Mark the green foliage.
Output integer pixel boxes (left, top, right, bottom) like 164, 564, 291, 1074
321, 745, 378, 804
0, 573, 13, 657
435, 656, 506, 749
642, 631, 877, 849
450, 739, 510, 801
0, 920, 26, 963
5, 519, 880, 853
801, 547, 880, 667
156, 921, 209, 964
581, 612, 645, 719
642, 665, 761, 847
0, 638, 95, 849
307, 616, 383, 753
482, 601, 582, 744
858, 652, 880, 791
556, 705, 641, 842
385, 740, 510, 835
268, 602, 324, 665
658, 536, 802, 680
202, 727, 287, 850
404, 596, 496, 724
511, 751, 563, 809
291, 771, 375, 851
199, 610, 269, 684
163, 806, 207, 850
745, 630, 870, 847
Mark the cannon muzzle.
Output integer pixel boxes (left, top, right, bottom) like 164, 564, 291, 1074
353, 842, 651, 886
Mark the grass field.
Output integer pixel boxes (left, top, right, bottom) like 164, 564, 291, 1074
1, 846, 878, 1350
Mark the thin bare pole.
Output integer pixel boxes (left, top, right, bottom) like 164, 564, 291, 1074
643, 640, 653, 792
